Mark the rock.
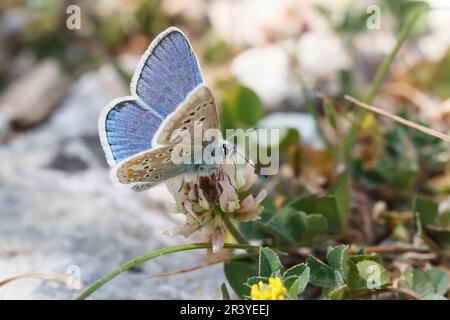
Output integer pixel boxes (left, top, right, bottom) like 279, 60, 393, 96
209, 0, 329, 46
231, 44, 302, 108
296, 31, 351, 95
0, 64, 225, 299
259, 112, 324, 148
0, 59, 70, 131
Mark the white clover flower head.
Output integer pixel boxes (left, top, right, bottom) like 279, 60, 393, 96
165, 156, 266, 253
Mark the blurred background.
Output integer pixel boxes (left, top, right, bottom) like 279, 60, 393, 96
0, 0, 449, 299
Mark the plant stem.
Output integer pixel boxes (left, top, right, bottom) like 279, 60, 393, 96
218, 210, 250, 245
75, 242, 256, 300
344, 8, 423, 162
363, 8, 423, 104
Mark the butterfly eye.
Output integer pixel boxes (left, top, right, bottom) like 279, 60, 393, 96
180, 126, 187, 131
198, 117, 206, 122
189, 111, 195, 116
183, 118, 191, 124
156, 153, 164, 157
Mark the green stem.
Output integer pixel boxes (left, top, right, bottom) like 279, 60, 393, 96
363, 8, 423, 104
218, 210, 250, 245
75, 242, 256, 300
344, 8, 423, 163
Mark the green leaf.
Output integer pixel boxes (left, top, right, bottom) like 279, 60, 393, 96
306, 256, 337, 288
327, 171, 350, 233
283, 263, 308, 279
288, 194, 343, 234
399, 267, 435, 298
347, 259, 390, 291
221, 283, 230, 300
221, 84, 263, 132
245, 276, 267, 285
259, 247, 284, 277
414, 197, 438, 226
316, 196, 341, 233
284, 266, 310, 298
324, 285, 348, 300
425, 268, 449, 295
326, 245, 348, 277
289, 195, 316, 213
425, 225, 450, 250
282, 209, 327, 244
241, 210, 295, 244
278, 128, 300, 153
224, 260, 257, 299
356, 261, 390, 288
323, 97, 338, 132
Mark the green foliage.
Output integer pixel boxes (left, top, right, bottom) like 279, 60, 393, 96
224, 260, 257, 299
411, 49, 450, 100
399, 267, 448, 299
306, 246, 390, 299
352, 129, 418, 194
259, 247, 284, 277
221, 283, 230, 300
243, 248, 310, 300
413, 197, 450, 250
221, 84, 264, 133
202, 33, 231, 65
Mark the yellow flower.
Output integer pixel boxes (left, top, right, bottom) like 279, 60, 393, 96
250, 277, 287, 300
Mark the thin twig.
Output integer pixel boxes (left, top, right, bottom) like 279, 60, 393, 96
345, 95, 450, 143
0, 272, 73, 287
348, 245, 430, 255
146, 253, 256, 280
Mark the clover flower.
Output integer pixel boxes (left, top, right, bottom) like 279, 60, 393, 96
164, 156, 266, 253
251, 277, 287, 300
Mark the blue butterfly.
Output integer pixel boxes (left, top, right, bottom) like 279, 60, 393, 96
98, 27, 228, 191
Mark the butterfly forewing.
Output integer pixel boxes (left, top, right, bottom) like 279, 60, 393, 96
155, 85, 221, 146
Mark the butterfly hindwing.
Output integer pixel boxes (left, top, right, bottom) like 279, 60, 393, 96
131, 27, 204, 117
114, 145, 192, 188
99, 99, 163, 166
155, 85, 221, 145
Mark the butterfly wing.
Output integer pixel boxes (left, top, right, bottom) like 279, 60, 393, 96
155, 85, 221, 145
98, 98, 163, 166
113, 145, 193, 190
99, 27, 213, 191
131, 27, 204, 117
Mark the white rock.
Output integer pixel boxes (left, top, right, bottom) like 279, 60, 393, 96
209, 0, 330, 46
296, 31, 351, 94
259, 112, 324, 148
231, 44, 301, 108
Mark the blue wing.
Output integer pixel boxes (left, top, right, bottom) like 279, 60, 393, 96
131, 27, 204, 117
99, 99, 163, 165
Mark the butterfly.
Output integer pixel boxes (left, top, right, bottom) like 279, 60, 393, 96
98, 27, 231, 191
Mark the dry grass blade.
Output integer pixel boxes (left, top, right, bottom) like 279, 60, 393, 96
345, 95, 450, 143
0, 272, 73, 287
146, 258, 230, 280
146, 253, 255, 280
